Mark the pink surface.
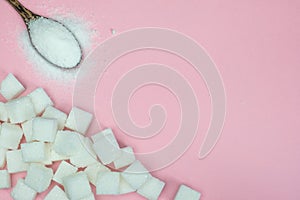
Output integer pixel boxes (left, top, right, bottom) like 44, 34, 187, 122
0, 0, 300, 200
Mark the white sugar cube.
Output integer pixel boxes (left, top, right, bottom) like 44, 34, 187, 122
28, 88, 53, 114
0, 123, 23, 149
119, 176, 135, 194
91, 128, 118, 146
25, 164, 53, 193
80, 193, 95, 200
96, 171, 120, 195
42, 106, 67, 130
137, 176, 165, 200
92, 130, 121, 165
174, 185, 201, 200
0, 102, 8, 122
113, 146, 135, 169
63, 172, 91, 200
32, 117, 58, 142
21, 142, 47, 163
6, 150, 29, 173
0, 73, 25, 100
84, 162, 110, 186
121, 160, 151, 190
53, 131, 82, 156
6, 96, 36, 123
11, 179, 37, 200
50, 148, 69, 162
65, 107, 93, 134
21, 119, 33, 142
53, 161, 77, 185
70, 137, 97, 168
44, 185, 69, 200
0, 147, 7, 168
0, 170, 10, 189
42, 143, 52, 165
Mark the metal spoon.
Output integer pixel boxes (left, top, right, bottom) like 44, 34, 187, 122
6, 0, 82, 69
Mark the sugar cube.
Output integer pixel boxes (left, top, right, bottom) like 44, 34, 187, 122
174, 185, 201, 200
50, 148, 69, 162
119, 176, 135, 194
41, 143, 52, 165
28, 87, 53, 114
91, 128, 118, 146
0, 147, 7, 168
21, 142, 47, 163
44, 185, 69, 200
6, 96, 36, 123
80, 193, 95, 200
0, 170, 10, 189
137, 176, 165, 200
121, 160, 151, 190
6, 150, 29, 173
25, 164, 53, 193
113, 146, 135, 169
70, 137, 98, 168
42, 106, 67, 130
96, 171, 120, 195
0, 102, 8, 121
11, 179, 37, 200
0, 73, 25, 100
63, 172, 92, 200
53, 161, 78, 185
32, 117, 58, 142
92, 130, 121, 165
21, 119, 33, 142
84, 162, 110, 186
0, 123, 23, 149
53, 131, 82, 156
65, 107, 93, 134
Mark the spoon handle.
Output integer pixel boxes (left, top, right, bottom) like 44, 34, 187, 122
6, 0, 38, 23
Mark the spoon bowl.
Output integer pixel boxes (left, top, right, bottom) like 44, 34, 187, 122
6, 0, 82, 69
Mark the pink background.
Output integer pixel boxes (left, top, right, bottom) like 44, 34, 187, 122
0, 0, 300, 199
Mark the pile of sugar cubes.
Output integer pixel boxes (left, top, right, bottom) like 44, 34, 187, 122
0, 73, 201, 200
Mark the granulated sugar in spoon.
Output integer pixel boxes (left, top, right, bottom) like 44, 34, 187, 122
6, 0, 82, 69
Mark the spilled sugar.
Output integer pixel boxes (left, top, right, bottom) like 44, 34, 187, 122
28, 17, 82, 69
19, 14, 98, 81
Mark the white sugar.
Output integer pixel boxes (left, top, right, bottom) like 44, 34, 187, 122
19, 14, 97, 81
28, 17, 81, 69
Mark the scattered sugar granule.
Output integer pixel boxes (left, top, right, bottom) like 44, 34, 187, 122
110, 28, 116, 35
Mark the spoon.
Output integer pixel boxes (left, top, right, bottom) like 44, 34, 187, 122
6, 0, 82, 69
